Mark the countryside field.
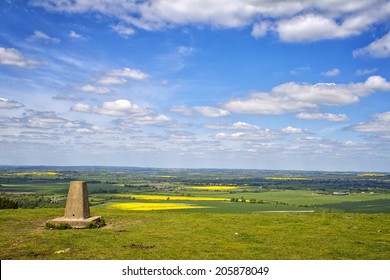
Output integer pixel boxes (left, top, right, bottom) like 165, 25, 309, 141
0, 166, 389, 260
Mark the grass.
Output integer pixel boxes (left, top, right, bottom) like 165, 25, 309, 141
319, 199, 390, 213
0, 207, 389, 260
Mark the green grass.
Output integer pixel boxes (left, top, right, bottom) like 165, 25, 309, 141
0, 183, 69, 195
319, 199, 390, 213
0, 207, 389, 260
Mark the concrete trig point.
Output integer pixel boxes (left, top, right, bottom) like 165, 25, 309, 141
48, 181, 101, 228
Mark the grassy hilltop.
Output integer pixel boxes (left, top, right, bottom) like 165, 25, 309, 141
0, 167, 389, 260
0, 209, 389, 260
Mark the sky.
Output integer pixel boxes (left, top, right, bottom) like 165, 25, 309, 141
0, 0, 390, 172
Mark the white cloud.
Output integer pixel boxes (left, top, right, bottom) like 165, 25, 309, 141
296, 112, 349, 122
96, 67, 150, 85
31, 0, 390, 42
69, 30, 87, 40
281, 126, 307, 134
97, 76, 127, 85
71, 103, 91, 113
116, 114, 172, 126
204, 121, 260, 130
0, 47, 40, 67
353, 32, 390, 58
70, 99, 172, 127
75, 84, 112, 95
0, 97, 24, 109
251, 21, 272, 38
76, 99, 144, 116
194, 106, 230, 118
109, 68, 150, 81
111, 24, 135, 37
352, 112, 390, 133
224, 92, 317, 115
322, 68, 340, 77
27, 30, 60, 44
211, 130, 279, 141
170, 106, 193, 116
5, 111, 67, 129
364, 75, 390, 91
356, 68, 378, 75
224, 76, 390, 115
277, 14, 342, 42
171, 105, 230, 118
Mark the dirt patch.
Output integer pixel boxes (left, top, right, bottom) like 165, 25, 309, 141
122, 244, 155, 250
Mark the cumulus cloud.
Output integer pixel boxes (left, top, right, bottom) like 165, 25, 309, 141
171, 105, 230, 118
0, 47, 40, 67
31, 0, 390, 42
353, 32, 390, 58
27, 30, 60, 44
281, 126, 307, 134
75, 84, 112, 95
0, 97, 24, 109
352, 111, 390, 133
364, 75, 390, 91
224, 76, 390, 115
224, 93, 317, 115
296, 112, 349, 122
71, 99, 143, 116
277, 14, 341, 42
275, 13, 375, 42
322, 68, 340, 77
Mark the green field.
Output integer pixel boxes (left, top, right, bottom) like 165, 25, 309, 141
1, 167, 390, 260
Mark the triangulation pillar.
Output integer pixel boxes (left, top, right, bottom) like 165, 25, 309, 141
48, 181, 101, 228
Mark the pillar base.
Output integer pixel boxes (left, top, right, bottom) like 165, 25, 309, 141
48, 216, 101, 229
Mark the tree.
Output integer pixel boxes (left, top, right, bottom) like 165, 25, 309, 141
0, 197, 18, 209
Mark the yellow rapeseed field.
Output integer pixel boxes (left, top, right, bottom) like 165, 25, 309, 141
114, 194, 228, 201
15, 171, 58, 176
109, 202, 208, 211
359, 173, 386, 177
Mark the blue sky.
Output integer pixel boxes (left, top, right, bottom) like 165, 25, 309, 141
1, 0, 390, 171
